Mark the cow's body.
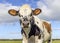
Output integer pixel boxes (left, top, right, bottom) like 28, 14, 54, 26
8, 4, 52, 43
22, 16, 52, 43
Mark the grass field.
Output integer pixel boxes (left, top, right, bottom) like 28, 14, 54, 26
52, 40, 60, 43
0, 41, 22, 43
0, 39, 60, 43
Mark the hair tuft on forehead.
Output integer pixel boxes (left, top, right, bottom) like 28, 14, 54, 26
19, 4, 32, 16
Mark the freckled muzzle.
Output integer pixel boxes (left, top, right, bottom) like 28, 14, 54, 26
21, 16, 30, 28
22, 21, 29, 28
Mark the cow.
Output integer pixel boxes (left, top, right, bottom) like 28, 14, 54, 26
8, 4, 52, 43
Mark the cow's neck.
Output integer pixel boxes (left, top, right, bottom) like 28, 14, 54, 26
22, 24, 40, 39
29, 24, 40, 38
22, 27, 31, 38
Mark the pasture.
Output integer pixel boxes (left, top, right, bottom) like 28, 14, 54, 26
0, 41, 22, 43
0, 39, 60, 43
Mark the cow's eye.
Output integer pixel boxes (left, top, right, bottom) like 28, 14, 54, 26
30, 14, 32, 16
29, 14, 32, 17
20, 15, 23, 17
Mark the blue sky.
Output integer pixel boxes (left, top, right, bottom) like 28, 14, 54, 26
0, 0, 39, 8
0, 0, 60, 39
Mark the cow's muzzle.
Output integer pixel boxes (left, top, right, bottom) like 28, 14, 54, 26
22, 21, 29, 28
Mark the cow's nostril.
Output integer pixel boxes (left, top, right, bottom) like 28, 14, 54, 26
27, 23, 29, 25
23, 23, 24, 25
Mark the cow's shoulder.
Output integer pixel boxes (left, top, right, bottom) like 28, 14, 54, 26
42, 20, 51, 33
33, 16, 51, 33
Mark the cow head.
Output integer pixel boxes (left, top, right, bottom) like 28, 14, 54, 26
8, 4, 41, 28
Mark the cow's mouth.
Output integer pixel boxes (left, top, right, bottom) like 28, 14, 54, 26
23, 25, 29, 28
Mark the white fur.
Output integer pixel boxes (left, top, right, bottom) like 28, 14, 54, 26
33, 16, 51, 43
43, 25, 50, 41
18, 4, 51, 43
22, 16, 51, 43
9, 4, 52, 43
22, 28, 31, 38
28, 35, 35, 43
22, 33, 28, 43
35, 36, 43, 43
19, 4, 32, 17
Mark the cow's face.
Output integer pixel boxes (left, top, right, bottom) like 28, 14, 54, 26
8, 4, 41, 28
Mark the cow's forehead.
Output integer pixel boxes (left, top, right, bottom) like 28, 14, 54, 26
19, 4, 32, 16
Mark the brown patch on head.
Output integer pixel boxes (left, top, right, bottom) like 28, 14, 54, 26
43, 21, 51, 33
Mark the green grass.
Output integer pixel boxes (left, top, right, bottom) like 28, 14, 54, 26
0, 39, 60, 43
52, 40, 60, 43
0, 40, 22, 43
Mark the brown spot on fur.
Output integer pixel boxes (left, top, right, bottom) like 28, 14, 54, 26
43, 21, 51, 33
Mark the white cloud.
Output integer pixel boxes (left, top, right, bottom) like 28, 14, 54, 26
0, 3, 20, 23
0, 0, 60, 23
37, 0, 60, 21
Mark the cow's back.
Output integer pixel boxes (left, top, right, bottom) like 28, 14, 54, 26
42, 20, 51, 41
43, 21, 51, 33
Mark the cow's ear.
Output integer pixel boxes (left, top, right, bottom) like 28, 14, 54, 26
33, 8, 42, 15
8, 9, 18, 16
